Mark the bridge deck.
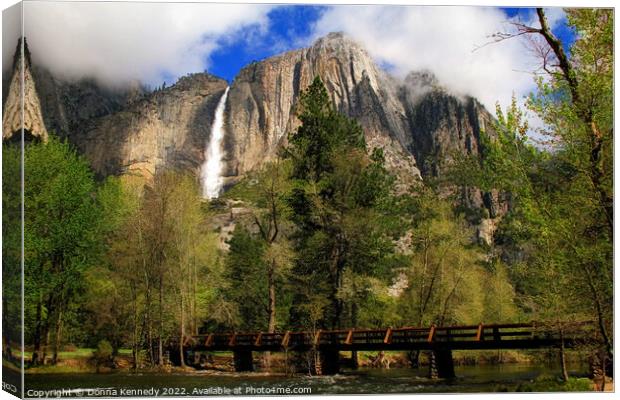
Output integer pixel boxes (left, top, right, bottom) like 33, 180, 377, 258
177, 322, 590, 353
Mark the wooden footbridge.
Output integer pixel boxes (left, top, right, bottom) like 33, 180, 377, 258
169, 321, 592, 378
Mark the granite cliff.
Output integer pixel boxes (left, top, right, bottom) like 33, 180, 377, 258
223, 32, 419, 190
221, 33, 496, 209
3, 33, 498, 217
2, 39, 48, 142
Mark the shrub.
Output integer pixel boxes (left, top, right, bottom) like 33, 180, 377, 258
92, 340, 114, 368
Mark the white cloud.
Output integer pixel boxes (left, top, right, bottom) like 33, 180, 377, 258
15, 1, 569, 118
310, 5, 559, 114
543, 7, 568, 29
22, 2, 273, 87
2, 2, 22, 75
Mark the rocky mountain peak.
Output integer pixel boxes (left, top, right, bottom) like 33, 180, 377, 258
222, 32, 420, 190
171, 72, 226, 93
5, 33, 495, 206
2, 37, 48, 142
404, 70, 440, 91
306, 32, 383, 96
309, 31, 370, 58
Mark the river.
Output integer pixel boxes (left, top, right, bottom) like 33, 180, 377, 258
24, 362, 590, 396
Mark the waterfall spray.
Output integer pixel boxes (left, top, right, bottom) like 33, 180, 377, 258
201, 87, 229, 198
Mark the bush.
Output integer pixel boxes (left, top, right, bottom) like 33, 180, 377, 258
92, 340, 113, 367
562, 378, 592, 391
62, 344, 78, 352
516, 376, 592, 392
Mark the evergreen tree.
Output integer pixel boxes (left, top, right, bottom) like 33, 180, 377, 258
285, 77, 399, 330
224, 226, 269, 331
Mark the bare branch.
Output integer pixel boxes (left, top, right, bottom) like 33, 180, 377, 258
473, 20, 541, 52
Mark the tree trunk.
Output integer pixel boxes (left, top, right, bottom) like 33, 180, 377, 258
263, 260, 278, 369
559, 330, 569, 382
179, 294, 186, 367
31, 297, 43, 365
600, 353, 607, 392
350, 302, 359, 369
408, 350, 421, 368
158, 278, 164, 366
268, 260, 277, 333
131, 282, 139, 370
42, 329, 50, 365
145, 282, 154, 366
51, 308, 63, 365
582, 262, 613, 362
536, 8, 613, 237
192, 261, 198, 335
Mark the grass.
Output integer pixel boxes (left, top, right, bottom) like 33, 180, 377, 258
21, 348, 96, 360
26, 364, 96, 374
2, 358, 21, 372
21, 348, 135, 374
514, 376, 592, 392
21, 348, 137, 359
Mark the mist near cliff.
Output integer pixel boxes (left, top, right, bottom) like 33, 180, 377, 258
18, 2, 273, 88
13, 2, 565, 113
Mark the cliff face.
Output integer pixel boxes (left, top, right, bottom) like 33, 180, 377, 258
223, 32, 495, 198
5, 32, 494, 199
2, 39, 48, 141
77, 74, 228, 177
400, 71, 494, 177
3, 40, 227, 178
26, 67, 228, 177
220, 32, 499, 239
30, 65, 138, 144
224, 32, 419, 189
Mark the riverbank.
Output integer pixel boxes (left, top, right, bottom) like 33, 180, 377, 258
15, 348, 589, 378
21, 363, 608, 394
15, 348, 586, 374
16, 349, 535, 374
12, 348, 611, 393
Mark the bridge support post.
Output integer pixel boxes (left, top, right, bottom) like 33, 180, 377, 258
233, 350, 254, 372
317, 349, 340, 375
429, 349, 455, 379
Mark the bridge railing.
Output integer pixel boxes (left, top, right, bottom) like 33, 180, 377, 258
179, 321, 593, 351
391, 327, 431, 344
429, 323, 529, 342
256, 333, 286, 347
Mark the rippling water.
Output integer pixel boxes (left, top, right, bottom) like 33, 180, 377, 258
24, 363, 589, 397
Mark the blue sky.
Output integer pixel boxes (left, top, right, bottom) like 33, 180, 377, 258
207, 6, 574, 84
23, 3, 575, 114
209, 6, 326, 82
501, 7, 576, 49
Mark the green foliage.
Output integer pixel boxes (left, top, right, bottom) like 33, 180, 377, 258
2, 143, 22, 347
286, 76, 365, 182
397, 189, 499, 327
217, 159, 294, 333
92, 340, 113, 364
223, 226, 268, 330
516, 377, 592, 392
285, 76, 400, 329
446, 9, 613, 360
482, 261, 519, 323
14, 135, 106, 364
61, 168, 221, 366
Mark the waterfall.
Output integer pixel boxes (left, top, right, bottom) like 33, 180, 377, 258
201, 86, 229, 198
